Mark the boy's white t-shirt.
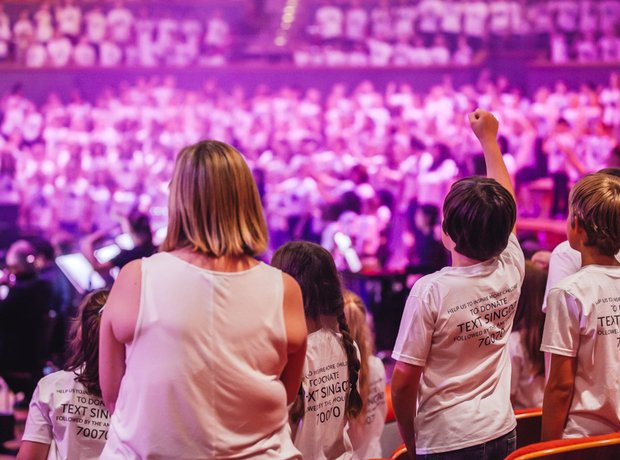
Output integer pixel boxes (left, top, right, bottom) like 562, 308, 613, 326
348, 355, 387, 459
508, 330, 545, 410
294, 328, 355, 460
392, 233, 524, 454
22, 370, 109, 460
541, 265, 620, 438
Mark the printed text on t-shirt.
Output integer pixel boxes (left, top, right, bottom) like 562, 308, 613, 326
450, 283, 518, 346
595, 296, 620, 346
305, 360, 349, 425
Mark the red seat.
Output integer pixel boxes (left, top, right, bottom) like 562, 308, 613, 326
505, 431, 620, 460
515, 407, 542, 448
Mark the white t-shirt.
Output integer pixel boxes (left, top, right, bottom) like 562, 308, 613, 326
543, 241, 620, 312
26, 43, 47, 67
543, 241, 581, 312
417, 0, 442, 34
541, 264, 620, 438
47, 37, 72, 67
22, 370, 108, 460
56, 5, 81, 37
294, 328, 355, 460
107, 7, 133, 43
489, 1, 511, 35
315, 6, 344, 40
34, 9, 53, 43
84, 10, 107, 43
464, 1, 489, 37
73, 42, 96, 66
99, 40, 122, 67
508, 330, 545, 410
392, 233, 524, 454
345, 7, 368, 41
348, 355, 386, 459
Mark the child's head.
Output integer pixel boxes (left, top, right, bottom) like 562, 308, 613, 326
272, 241, 344, 320
442, 177, 516, 261
271, 242, 363, 419
65, 289, 109, 397
568, 173, 620, 257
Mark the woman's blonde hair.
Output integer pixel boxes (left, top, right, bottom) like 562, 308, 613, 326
161, 140, 268, 256
343, 290, 375, 418
569, 173, 620, 257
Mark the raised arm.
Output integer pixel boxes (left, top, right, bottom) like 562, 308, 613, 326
99, 259, 142, 413
469, 109, 517, 232
469, 109, 515, 200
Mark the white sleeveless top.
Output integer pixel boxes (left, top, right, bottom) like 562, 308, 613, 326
101, 253, 301, 459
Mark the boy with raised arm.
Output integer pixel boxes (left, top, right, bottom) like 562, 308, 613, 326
391, 109, 524, 459
541, 172, 620, 440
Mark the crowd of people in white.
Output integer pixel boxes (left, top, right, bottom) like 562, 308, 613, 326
0, 72, 618, 270
299, 0, 620, 67
0, 0, 232, 68
1, 1, 620, 68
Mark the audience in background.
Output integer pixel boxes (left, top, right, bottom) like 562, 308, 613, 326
303, 0, 620, 67
1, 73, 618, 271
0, 0, 233, 67
0, 0, 618, 68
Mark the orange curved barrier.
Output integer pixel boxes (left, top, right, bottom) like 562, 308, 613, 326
505, 431, 620, 460
385, 384, 395, 423
390, 443, 408, 460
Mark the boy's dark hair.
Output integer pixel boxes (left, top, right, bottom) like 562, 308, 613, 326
271, 241, 363, 422
442, 177, 517, 261
64, 289, 109, 397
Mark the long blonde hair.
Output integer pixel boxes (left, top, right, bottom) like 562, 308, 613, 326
343, 290, 375, 417
161, 140, 268, 256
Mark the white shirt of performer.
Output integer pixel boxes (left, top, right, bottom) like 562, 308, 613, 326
47, 35, 73, 67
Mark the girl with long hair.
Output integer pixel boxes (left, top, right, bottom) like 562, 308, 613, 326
343, 290, 387, 459
18, 289, 110, 460
508, 261, 548, 409
271, 241, 363, 460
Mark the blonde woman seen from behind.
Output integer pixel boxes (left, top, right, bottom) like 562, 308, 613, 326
99, 140, 307, 459
344, 290, 387, 459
